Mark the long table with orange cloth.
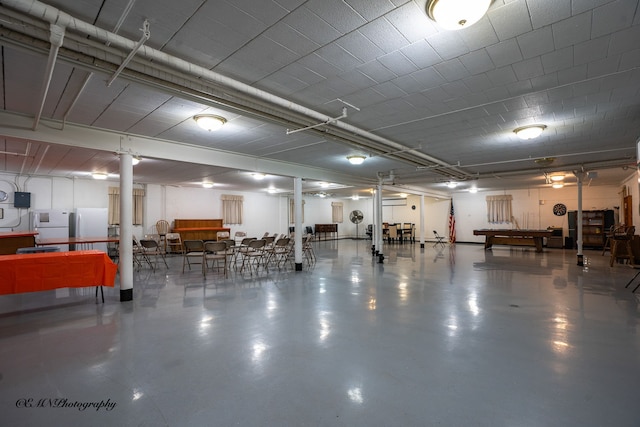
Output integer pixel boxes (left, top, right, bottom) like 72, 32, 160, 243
0, 250, 117, 295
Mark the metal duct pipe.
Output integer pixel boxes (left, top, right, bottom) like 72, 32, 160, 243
2, 0, 467, 177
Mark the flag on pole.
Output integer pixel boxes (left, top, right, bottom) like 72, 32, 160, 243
448, 199, 456, 244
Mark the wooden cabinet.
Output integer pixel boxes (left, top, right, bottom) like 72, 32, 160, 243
568, 210, 614, 249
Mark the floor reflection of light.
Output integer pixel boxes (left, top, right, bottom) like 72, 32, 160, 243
351, 274, 361, 283
398, 282, 408, 302
551, 314, 570, 354
199, 315, 213, 334
468, 294, 479, 316
347, 387, 363, 404
267, 296, 277, 311
447, 315, 458, 337
368, 297, 376, 310
252, 341, 267, 363
319, 311, 331, 342
132, 388, 144, 401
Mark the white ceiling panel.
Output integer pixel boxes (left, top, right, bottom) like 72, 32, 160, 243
0, 0, 636, 197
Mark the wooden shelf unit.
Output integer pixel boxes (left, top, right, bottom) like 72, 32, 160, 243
568, 210, 614, 249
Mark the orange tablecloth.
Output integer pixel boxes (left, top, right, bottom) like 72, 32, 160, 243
0, 250, 117, 295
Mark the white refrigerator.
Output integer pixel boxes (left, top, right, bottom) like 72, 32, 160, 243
70, 208, 109, 253
30, 209, 71, 251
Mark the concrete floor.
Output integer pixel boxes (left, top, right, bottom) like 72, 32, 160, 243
1, 240, 639, 426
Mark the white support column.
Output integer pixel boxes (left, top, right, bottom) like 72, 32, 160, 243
371, 189, 377, 255
119, 152, 134, 301
376, 183, 384, 263
420, 194, 425, 248
294, 177, 303, 271
576, 172, 584, 266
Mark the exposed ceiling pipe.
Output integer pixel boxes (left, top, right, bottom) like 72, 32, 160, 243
106, 19, 149, 87
18, 142, 31, 175
62, 71, 93, 128
1, 0, 468, 179
106, 0, 137, 47
32, 143, 49, 174
33, 23, 64, 130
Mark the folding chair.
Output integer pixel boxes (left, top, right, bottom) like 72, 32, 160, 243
182, 240, 205, 273
266, 237, 291, 269
204, 241, 228, 277
139, 238, 169, 270
302, 234, 316, 264
433, 230, 446, 248
240, 239, 267, 274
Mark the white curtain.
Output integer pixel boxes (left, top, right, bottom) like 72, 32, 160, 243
108, 187, 145, 225
486, 195, 513, 224
221, 195, 244, 224
331, 202, 343, 223
289, 198, 305, 223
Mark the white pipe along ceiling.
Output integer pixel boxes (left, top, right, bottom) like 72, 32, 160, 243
0, 0, 470, 181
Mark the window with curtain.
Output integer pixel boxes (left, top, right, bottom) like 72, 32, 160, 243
108, 187, 145, 225
289, 198, 305, 223
486, 195, 513, 223
331, 202, 343, 223
221, 194, 243, 224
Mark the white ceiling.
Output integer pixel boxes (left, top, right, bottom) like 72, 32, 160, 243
0, 0, 638, 198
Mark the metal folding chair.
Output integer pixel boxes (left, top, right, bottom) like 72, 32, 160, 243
433, 230, 446, 248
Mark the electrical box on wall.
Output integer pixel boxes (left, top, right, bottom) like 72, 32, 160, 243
14, 192, 31, 208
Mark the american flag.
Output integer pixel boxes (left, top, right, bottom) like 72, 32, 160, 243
448, 199, 456, 244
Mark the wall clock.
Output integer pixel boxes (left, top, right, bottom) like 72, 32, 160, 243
553, 203, 567, 216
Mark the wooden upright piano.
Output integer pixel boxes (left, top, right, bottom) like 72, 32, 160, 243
173, 219, 231, 241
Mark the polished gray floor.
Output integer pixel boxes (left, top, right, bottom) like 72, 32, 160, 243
1, 240, 639, 426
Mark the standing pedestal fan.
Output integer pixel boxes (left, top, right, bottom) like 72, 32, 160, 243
350, 210, 364, 239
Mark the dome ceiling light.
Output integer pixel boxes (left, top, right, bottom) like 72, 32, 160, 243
425, 0, 491, 31
347, 155, 366, 165
514, 125, 547, 140
194, 114, 227, 131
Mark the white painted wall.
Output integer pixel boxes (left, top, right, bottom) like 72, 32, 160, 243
0, 171, 633, 245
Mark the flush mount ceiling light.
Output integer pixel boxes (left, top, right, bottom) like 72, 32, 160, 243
347, 155, 366, 165
552, 183, 564, 189
447, 181, 458, 188
425, 0, 491, 31
202, 182, 214, 189
534, 157, 555, 167
514, 125, 547, 140
132, 155, 141, 166
194, 114, 227, 131
550, 174, 565, 182
92, 172, 108, 180
251, 173, 266, 180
